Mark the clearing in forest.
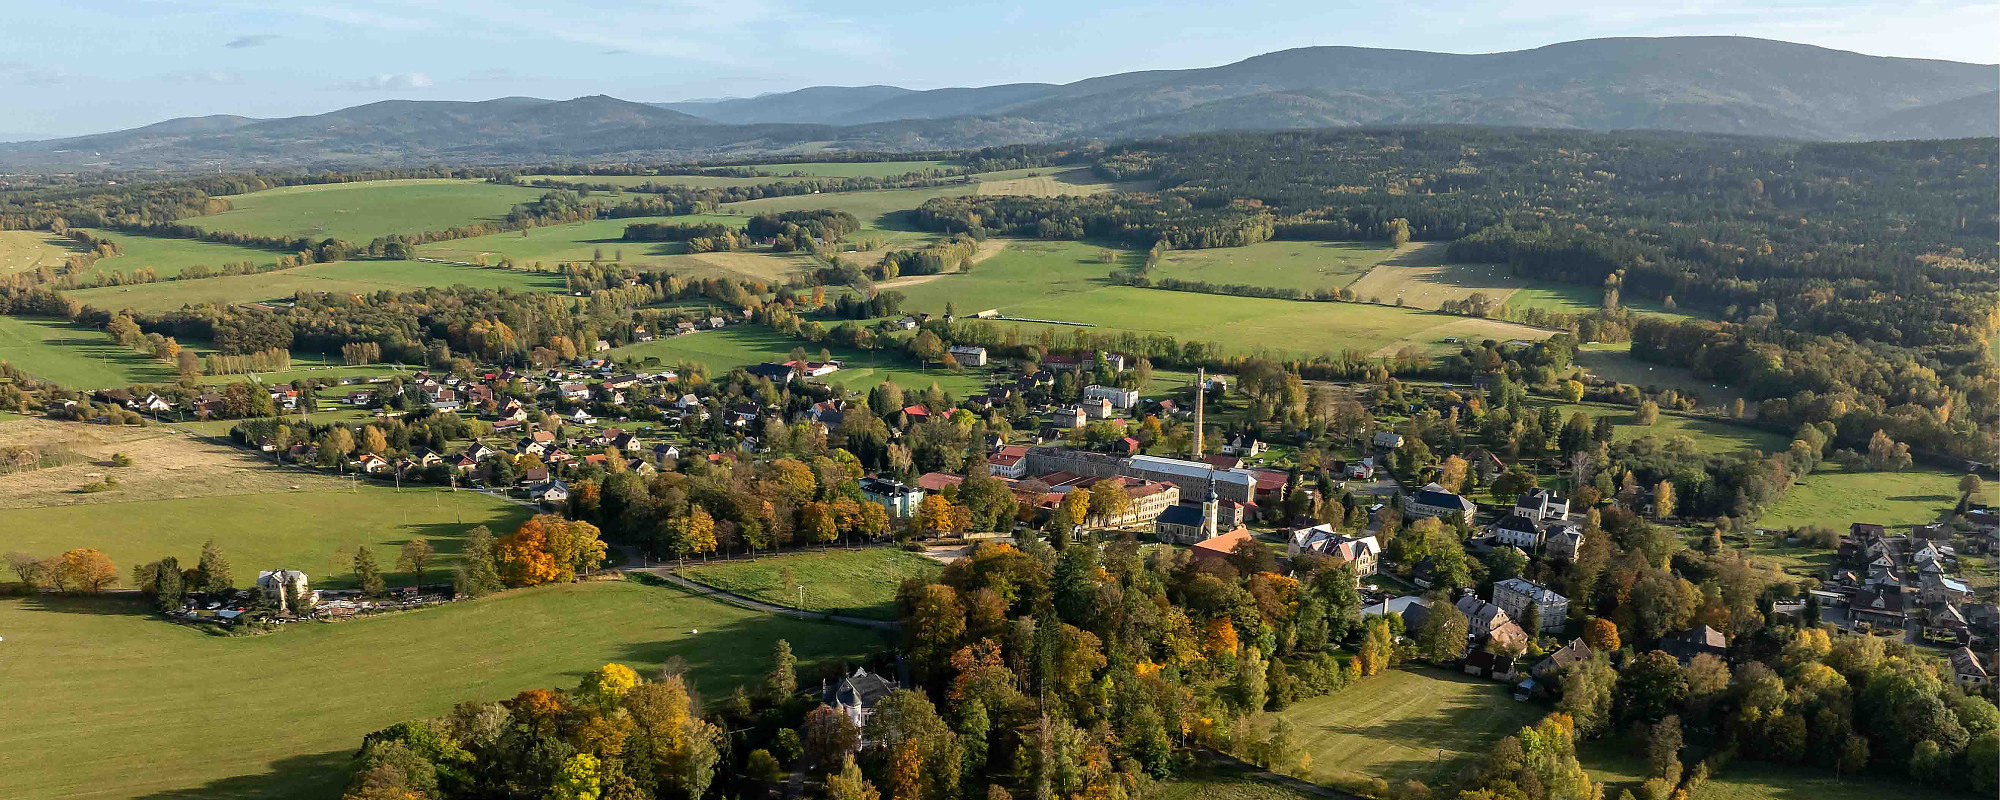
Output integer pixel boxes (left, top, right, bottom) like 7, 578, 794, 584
1153, 240, 1394, 293
975, 167, 1142, 197
0, 230, 85, 272
1343, 243, 1526, 310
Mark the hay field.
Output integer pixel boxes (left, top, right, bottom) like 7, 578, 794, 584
0, 419, 353, 508
68, 260, 565, 313
976, 167, 1142, 197
194, 179, 544, 243
1155, 240, 1398, 293
1343, 243, 1527, 310
0, 315, 181, 388
0, 230, 84, 272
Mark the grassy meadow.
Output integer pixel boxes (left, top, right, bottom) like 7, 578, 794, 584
412, 216, 818, 282
1756, 464, 1961, 532
1531, 400, 1789, 456
0, 578, 889, 800
195, 179, 545, 243
85, 229, 280, 276
68, 260, 565, 313
679, 547, 940, 620
609, 326, 993, 396
0, 314, 180, 388
0, 487, 534, 589
745, 160, 952, 178
1279, 666, 1541, 788
1572, 343, 1745, 409
892, 240, 1554, 359
975, 166, 1142, 197
1154, 240, 1397, 293
0, 229, 87, 273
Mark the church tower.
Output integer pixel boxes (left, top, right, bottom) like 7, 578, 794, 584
1201, 469, 1218, 540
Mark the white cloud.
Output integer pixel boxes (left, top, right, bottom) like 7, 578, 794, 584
163, 68, 245, 84
224, 34, 278, 48
338, 72, 435, 91
0, 62, 69, 86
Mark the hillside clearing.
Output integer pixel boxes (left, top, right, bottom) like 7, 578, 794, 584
1756, 464, 1961, 532
1280, 666, 1541, 787
1155, 240, 1399, 293
0, 315, 180, 388
194, 179, 545, 243
976, 167, 1142, 197
1345, 246, 1526, 310
0, 229, 85, 272
0, 419, 350, 508
608, 326, 992, 397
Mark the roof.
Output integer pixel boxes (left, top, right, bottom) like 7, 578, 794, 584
1536, 638, 1593, 673
1127, 455, 1256, 489
1413, 483, 1474, 512
1494, 578, 1566, 605
1952, 647, 1988, 676
1189, 527, 1254, 558
1250, 469, 1288, 492
832, 668, 897, 709
1493, 513, 1543, 534
916, 472, 964, 492
1156, 505, 1203, 527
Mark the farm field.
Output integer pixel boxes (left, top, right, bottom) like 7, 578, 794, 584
1687, 761, 1972, 800
1279, 666, 1541, 787
68, 259, 566, 313
1572, 343, 1745, 409
609, 325, 993, 397
0, 418, 343, 508
1160, 764, 1320, 800
1755, 464, 1961, 532
0, 314, 180, 388
1345, 244, 1527, 310
716, 167, 1049, 242
679, 547, 940, 620
893, 240, 1554, 359
1155, 240, 1399, 293
413, 215, 818, 282
1531, 400, 1789, 455
0, 484, 533, 589
1506, 281, 1701, 321
0, 229, 86, 272
976, 166, 1143, 197
744, 160, 951, 178
84, 228, 279, 276
194, 179, 545, 243
0, 578, 888, 800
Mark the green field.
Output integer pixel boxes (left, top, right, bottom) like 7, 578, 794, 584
679, 547, 939, 620
0, 229, 88, 273
1506, 282, 1701, 321
717, 168, 1046, 243
1533, 400, 1789, 456
0, 487, 533, 589
194, 179, 546, 243
1756, 464, 1961, 531
1160, 765, 1320, 800
412, 216, 820, 282
1153, 241, 1394, 293
85, 229, 280, 276
1688, 760, 1974, 800
0, 314, 180, 388
609, 325, 993, 397
69, 259, 566, 313
1280, 666, 1542, 787
892, 240, 1554, 359
744, 160, 952, 178
0, 578, 888, 800
1572, 343, 1745, 409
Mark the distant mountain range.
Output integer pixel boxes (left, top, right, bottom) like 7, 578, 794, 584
3, 36, 1993, 171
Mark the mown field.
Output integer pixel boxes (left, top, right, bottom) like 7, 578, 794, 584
1279, 666, 1541, 787
609, 325, 993, 397
0, 229, 85, 272
68, 259, 566, 313
1756, 464, 1961, 531
1506, 281, 1702, 320
892, 240, 1554, 359
679, 547, 939, 620
1155, 240, 1399, 293
413, 216, 818, 282
0, 486, 533, 589
1571, 343, 1746, 409
0, 314, 179, 388
194, 179, 545, 243
0, 578, 889, 800
745, 160, 951, 178
85, 229, 280, 276
1530, 400, 1789, 456
976, 167, 1143, 197
1160, 764, 1320, 800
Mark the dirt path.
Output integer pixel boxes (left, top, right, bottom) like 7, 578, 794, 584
874, 239, 1009, 289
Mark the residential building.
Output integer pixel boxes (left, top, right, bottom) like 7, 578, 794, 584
1083, 384, 1140, 410
986, 445, 1029, 479
1371, 431, 1404, 449
1513, 490, 1570, 522
1547, 526, 1586, 561
1491, 578, 1568, 632
1286, 524, 1380, 577
1658, 625, 1729, 663
824, 668, 898, 739
1080, 397, 1115, 420
1531, 639, 1593, 681
1849, 587, 1908, 629
1054, 406, 1088, 429
1952, 647, 1990, 688
1408, 482, 1476, 525
947, 345, 988, 367
255, 570, 315, 613
528, 479, 571, 504
1491, 513, 1546, 549
1221, 433, 1266, 457
860, 477, 925, 519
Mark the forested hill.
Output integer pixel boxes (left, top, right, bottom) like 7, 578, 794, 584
2, 36, 1994, 171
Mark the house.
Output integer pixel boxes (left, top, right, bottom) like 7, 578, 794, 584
1221, 433, 1266, 457
255, 569, 315, 614
559, 382, 591, 401
1188, 527, 1254, 565
1923, 574, 1972, 605
948, 345, 988, 367
746, 362, 798, 383
652, 443, 681, 463
1079, 397, 1114, 420
860, 477, 925, 519
607, 430, 641, 452
1491, 514, 1545, 549
1083, 384, 1139, 410
1371, 431, 1404, 449
1658, 625, 1729, 664
1346, 458, 1376, 480
1095, 353, 1127, 372
824, 668, 899, 737
1408, 483, 1476, 525
345, 391, 376, 406
1054, 406, 1088, 429
1464, 650, 1519, 681
1286, 524, 1380, 577
1848, 587, 1908, 629
1455, 594, 1530, 652
528, 479, 571, 504
1491, 578, 1568, 632
1532, 638, 1594, 681
986, 445, 1029, 479
1547, 526, 1586, 561
1951, 647, 1989, 688
356, 453, 393, 474
1514, 490, 1570, 522
570, 408, 597, 425
895, 316, 920, 330
1463, 447, 1505, 483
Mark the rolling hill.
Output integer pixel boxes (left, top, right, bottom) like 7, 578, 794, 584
1, 36, 1991, 171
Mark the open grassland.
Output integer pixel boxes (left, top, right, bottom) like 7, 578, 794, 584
893, 240, 1553, 359
0, 229, 86, 272
0, 419, 346, 508
1506, 282, 1702, 321
1572, 343, 1746, 409
1531, 400, 1789, 456
1155, 240, 1398, 293
0, 578, 889, 800
194, 179, 545, 243
609, 326, 992, 397
0, 483, 533, 589
1160, 764, 1322, 800
742, 160, 951, 178
1345, 243, 1528, 310
69, 260, 565, 313
414, 216, 817, 283
975, 167, 1144, 197
1756, 464, 1961, 531
680, 547, 939, 620
84, 229, 279, 276
1280, 667, 1542, 787
1688, 761, 1973, 800
0, 315, 179, 388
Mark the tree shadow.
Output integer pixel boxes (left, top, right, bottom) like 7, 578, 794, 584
17, 592, 153, 616
130, 749, 352, 800
1887, 494, 1953, 503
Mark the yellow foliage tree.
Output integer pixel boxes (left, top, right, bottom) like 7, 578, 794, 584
577, 663, 640, 711
59, 548, 119, 592
1201, 617, 1240, 660
916, 494, 956, 537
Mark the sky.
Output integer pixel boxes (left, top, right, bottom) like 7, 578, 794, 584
4, 0, 1996, 140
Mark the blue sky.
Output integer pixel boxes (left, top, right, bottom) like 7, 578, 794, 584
4, 0, 1995, 139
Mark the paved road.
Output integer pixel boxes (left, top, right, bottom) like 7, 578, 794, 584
626, 567, 898, 631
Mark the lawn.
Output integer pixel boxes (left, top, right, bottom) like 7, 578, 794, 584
1155, 240, 1397, 294
1159, 763, 1321, 800
0, 314, 180, 388
0, 487, 534, 589
84, 228, 279, 277
1756, 464, 1962, 532
892, 240, 1554, 360
679, 547, 939, 620
1506, 281, 1702, 321
1279, 666, 1542, 787
609, 325, 993, 397
1530, 399, 1788, 456
0, 578, 890, 800
1688, 760, 1976, 800
68, 259, 565, 313
193, 179, 546, 243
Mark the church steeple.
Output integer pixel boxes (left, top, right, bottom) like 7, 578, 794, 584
1201, 468, 1218, 539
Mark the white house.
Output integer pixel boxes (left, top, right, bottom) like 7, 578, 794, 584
1080, 397, 1115, 420
860, 477, 925, 519
1492, 578, 1568, 632
1083, 384, 1140, 410
255, 569, 316, 613
1514, 490, 1570, 521
1491, 513, 1546, 549
1372, 431, 1404, 449
948, 345, 988, 367
1287, 524, 1380, 577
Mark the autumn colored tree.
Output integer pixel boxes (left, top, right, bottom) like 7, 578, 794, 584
905, 583, 966, 682
495, 519, 562, 587
916, 494, 956, 538
58, 548, 118, 592
1437, 455, 1470, 494
802, 502, 839, 545
195, 538, 232, 592
769, 458, 817, 502
804, 705, 862, 773
626, 675, 722, 798
576, 663, 640, 712
396, 539, 434, 590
